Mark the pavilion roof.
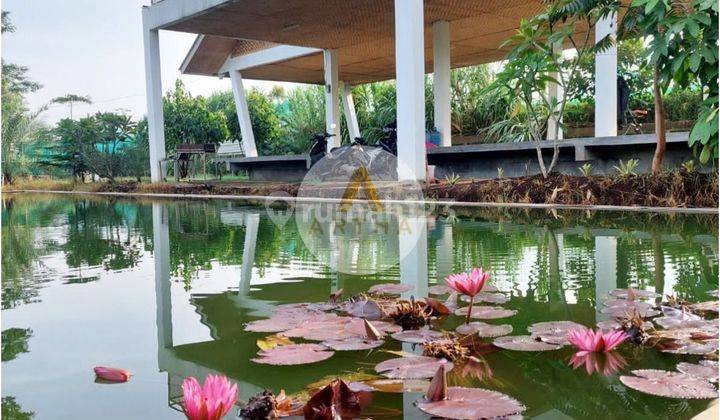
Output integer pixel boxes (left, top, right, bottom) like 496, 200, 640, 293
177, 0, 549, 84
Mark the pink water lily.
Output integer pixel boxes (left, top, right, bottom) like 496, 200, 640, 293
445, 268, 490, 324
567, 328, 628, 356
182, 374, 238, 420
93, 366, 131, 383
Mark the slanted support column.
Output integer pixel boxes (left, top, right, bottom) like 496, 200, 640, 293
394, 0, 427, 181
229, 71, 258, 157
594, 13, 618, 137
340, 82, 361, 141
323, 50, 341, 150
432, 21, 452, 147
547, 43, 564, 140
142, 16, 166, 182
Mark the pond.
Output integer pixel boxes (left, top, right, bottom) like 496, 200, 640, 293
1, 193, 717, 419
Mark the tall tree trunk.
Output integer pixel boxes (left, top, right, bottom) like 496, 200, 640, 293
651, 65, 666, 174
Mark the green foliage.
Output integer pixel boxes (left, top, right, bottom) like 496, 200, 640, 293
578, 163, 594, 176
280, 85, 326, 153
613, 158, 640, 176
206, 89, 283, 155
621, 0, 718, 162
444, 173, 461, 186
681, 159, 696, 172
486, 0, 620, 176
162, 80, 229, 152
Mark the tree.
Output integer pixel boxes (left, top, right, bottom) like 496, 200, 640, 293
51, 94, 92, 119
621, 0, 718, 166
162, 80, 229, 153
42, 117, 95, 181
1, 11, 46, 183
81, 112, 137, 182
486, 0, 619, 178
206, 88, 283, 155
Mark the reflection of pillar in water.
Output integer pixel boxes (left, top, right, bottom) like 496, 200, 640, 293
435, 221, 454, 283
556, 233, 565, 271
595, 236, 617, 322
547, 230, 566, 304
651, 233, 665, 298
399, 213, 429, 299
239, 213, 260, 295
153, 203, 172, 349
328, 220, 341, 293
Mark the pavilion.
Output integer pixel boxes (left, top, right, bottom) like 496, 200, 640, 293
141, 0, 620, 182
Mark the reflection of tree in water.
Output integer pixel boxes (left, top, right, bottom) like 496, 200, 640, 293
1, 328, 32, 362
1, 195, 152, 309
1, 397, 34, 420
63, 200, 144, 271
165, 202, 316, 289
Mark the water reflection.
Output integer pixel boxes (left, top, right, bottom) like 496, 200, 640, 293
1, 195, 717, 419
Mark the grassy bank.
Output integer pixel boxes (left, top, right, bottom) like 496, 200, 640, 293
3, 171, 717, 208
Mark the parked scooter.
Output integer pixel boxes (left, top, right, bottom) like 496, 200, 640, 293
309, 132, 336, 167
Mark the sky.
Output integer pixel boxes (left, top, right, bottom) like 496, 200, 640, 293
1, 0, 295, 124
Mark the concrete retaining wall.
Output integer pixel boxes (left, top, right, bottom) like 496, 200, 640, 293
220, 132, 711, 182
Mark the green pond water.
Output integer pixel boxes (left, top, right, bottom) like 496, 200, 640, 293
1, 193, 718, 419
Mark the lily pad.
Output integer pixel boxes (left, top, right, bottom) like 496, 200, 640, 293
461, 292, 509, 305
342, 299, 384, 319
321, 337, 385, 351
344, 318, 402, 337
677, 360, 719, 382
493, 335, 563, 352
609, 288, 659, 300
363, 378, 430, 393
391, 328, 444, 344
368, 283, 412, 295
375, 356, 453, 379
600, 306, 660, 318
454, 306, 517, 319
428, 284, 451, 295
456, 321, 513, 338
690, 301, 719, 313
417, 386, 525, 419
620, 369, 718, 399
528, 321, 585, 345
654, 306, 713, 329
252, 343, 334, 365
596, 319, 653, 331
661, 339, 718, 355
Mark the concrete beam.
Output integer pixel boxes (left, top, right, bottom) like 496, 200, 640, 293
594, 13, 618, 137
229, 71, 258, 157
142, 17, 166, 183
142, 0, 231, 30
433, 21, 452, 147
340, 82, 361, 142
324, 50, 341, 150
395, 0, 427, 181
219, 45, 321, 75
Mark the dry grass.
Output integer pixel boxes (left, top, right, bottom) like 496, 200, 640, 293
3, 171, 717, 208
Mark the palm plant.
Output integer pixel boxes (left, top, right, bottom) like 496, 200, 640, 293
51, 94, 92, 119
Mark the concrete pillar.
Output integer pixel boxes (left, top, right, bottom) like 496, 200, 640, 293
239, 213, 259, 294
432, 21, 452, 147
595, 236, 617, 322
340, 82, 361, 141
142, 21, 166, 182
394, 0, 427, 181
153, 203, 172, 348
323, 50, 341, 150
594, 13, 618, 137
229, 71, 258, 157
547, 43, 564, 140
